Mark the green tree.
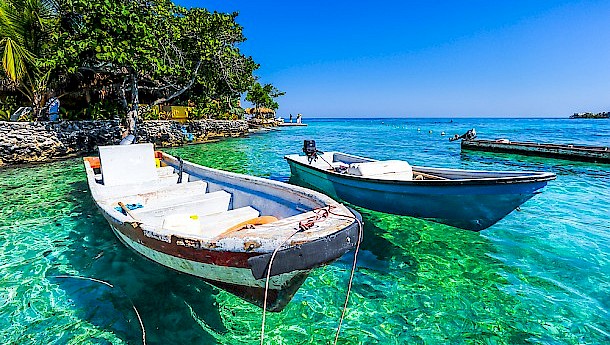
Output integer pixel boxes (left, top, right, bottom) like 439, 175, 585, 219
1, 0, 274, 126
176, 9, 258, 117
245, 82, 285, 114
57, 0, 260, 134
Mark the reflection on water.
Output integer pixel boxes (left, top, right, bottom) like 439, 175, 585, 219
0, 118, 609, 344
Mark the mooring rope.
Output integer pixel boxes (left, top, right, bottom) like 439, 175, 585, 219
316, 153, 335, 170
260, 229, 304, 345
260, 206, 333, 344
259, 205, 363, 345
327, 209, 363, 345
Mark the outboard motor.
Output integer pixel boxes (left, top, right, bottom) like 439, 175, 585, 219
449, 128, 477, 142
465, 128, 477, 140
303, 140, 320, 163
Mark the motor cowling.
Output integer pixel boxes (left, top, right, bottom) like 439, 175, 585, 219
303, 140, 319, 163
303, 140, 316, 156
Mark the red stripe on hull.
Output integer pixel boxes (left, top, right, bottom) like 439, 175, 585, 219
103, 213, 258, 269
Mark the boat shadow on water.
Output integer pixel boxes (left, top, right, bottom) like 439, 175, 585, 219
49, 180, 228, 343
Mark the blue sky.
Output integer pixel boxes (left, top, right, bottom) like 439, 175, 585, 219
179, 1, 610, 118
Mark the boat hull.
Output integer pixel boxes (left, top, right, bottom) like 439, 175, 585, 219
462, 140, 610, 163
95, 202, 359, 311
287, 158, 550, 231
108, 221, 308, 311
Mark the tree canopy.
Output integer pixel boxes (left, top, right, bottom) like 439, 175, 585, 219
0, 0, 281, 130
245, 82, 285, 112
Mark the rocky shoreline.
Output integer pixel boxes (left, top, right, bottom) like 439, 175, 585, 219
0, 119, 249, 167
569, 112, 610, 119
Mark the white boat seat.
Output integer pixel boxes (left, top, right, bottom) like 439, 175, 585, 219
199, 206, 260, 238
136, 190, 232, 227
111, 181, 209, 209
162, 206, 260, 239
101, 180, 207, 204
133, 190, 230, 214
97, 177, 181, 200
98, 143, 158, 186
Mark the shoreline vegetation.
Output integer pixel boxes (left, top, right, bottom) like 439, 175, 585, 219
0, 0, 284, 135
569, 112, 610, 119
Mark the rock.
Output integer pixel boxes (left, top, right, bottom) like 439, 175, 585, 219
0, 119, 248, 167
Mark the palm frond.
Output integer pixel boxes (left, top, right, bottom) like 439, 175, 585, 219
1, 37, 34, 81
0, 2, 28, 47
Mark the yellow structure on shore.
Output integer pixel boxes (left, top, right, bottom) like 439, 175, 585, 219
143, 105, 194, 121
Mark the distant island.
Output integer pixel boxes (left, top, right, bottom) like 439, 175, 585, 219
569, 112, 610, 119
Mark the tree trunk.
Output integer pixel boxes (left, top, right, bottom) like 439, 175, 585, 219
126, 71, 139, 141
31, 90, 45, 120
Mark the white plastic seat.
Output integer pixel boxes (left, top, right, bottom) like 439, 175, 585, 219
97, 177, 180, 200
136, 190, 232, 227
198, 206, 260, 238
109, 181, 209, 210
98, 143, 158, 186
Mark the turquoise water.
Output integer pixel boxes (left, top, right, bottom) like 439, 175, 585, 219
1, 118, 609, 344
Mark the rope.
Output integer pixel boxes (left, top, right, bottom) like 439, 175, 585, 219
327, 209, 363, 345
260, 206, 333, 345
258, 206, 363, 345
307, 149, 334, 169
298, 206, 331, 231
54, 275, 114, 288
260, 229, 303, 345
316, 153, 335, 170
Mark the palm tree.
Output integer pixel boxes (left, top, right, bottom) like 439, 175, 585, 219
0, 0, 59, 117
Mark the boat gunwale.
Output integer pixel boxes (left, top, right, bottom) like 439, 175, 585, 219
159, 151, 343, 210
285, 153, 556, 186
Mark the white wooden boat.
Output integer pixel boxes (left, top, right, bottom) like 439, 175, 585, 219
285, 144, 556, 231
84, 143, 360, 311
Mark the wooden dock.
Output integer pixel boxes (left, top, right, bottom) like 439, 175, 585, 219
461, 139, 610, 163
278, 123, 308, 127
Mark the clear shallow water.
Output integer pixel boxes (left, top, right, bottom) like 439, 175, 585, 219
1, 118, 609, 344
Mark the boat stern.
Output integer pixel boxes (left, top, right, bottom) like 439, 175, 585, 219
247, 206, 362, 280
